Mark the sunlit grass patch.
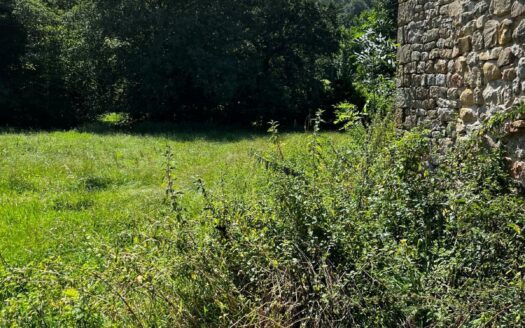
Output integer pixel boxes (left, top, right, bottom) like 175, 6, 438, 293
0, 125, 335, 265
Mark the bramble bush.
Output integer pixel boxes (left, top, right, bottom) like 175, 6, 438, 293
0, 109, 524, 326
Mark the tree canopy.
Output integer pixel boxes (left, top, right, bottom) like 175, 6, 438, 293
0, 0, 397, 127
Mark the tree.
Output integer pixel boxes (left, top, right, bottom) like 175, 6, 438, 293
90, 0, 340, 123
0, 0, 26, 123
1, 0, 394, 128
0, 0, 103, 127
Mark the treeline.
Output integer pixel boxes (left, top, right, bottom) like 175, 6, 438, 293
0, 0, 396, 128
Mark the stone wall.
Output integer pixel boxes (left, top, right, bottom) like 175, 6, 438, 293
397, 0, 525, 183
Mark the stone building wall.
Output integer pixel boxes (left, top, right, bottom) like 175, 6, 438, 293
397, 0, 525, 183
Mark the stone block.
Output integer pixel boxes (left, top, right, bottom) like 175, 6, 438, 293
497, 47, 515, 67
512, 1, 525, 18
460, 88, 474, 106
491, 0, 512, 16
483, 62, 502, 81
459, 107, 477, 124
483, 20, 500, 47
513, 19, 525, 43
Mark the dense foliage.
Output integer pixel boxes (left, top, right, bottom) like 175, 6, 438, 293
1, 0, 396, 127
3, 1, 524, 326
1, 106, 523, 326
0, 0, 102, 126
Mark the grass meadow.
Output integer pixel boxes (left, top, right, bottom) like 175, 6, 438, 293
0, 117, 523, 327
0, 123, 341, 266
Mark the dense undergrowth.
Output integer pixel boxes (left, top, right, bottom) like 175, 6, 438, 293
1, 113, 524, 327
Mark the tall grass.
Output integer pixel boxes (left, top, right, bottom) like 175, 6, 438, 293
0, 116, 524, 326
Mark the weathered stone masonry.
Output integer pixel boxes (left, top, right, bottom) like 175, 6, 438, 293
397, 0, 525, 183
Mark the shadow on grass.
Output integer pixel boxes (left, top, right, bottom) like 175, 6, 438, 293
0, 120, 286, 142
78, 121, 272, 142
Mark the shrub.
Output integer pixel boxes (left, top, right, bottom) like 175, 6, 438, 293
0, 114, 523, 327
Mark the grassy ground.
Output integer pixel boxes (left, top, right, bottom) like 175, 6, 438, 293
0, 123, 341, 265
1, 119, 523, 326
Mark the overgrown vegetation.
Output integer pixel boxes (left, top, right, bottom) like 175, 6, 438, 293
3, 1, 523, 326
1, 107, 523, 326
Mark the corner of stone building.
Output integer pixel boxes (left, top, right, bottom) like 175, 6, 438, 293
396, 0, 525, 185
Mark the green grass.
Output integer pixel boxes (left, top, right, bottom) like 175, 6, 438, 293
1, 119, 523, 327
0, 124, 342, 265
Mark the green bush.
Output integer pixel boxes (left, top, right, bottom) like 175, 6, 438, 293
0, 114, 523, 327
196, 114, 524, 326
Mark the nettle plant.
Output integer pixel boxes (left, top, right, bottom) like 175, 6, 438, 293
151, 111, 524, 326
0, 111, 523, 327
